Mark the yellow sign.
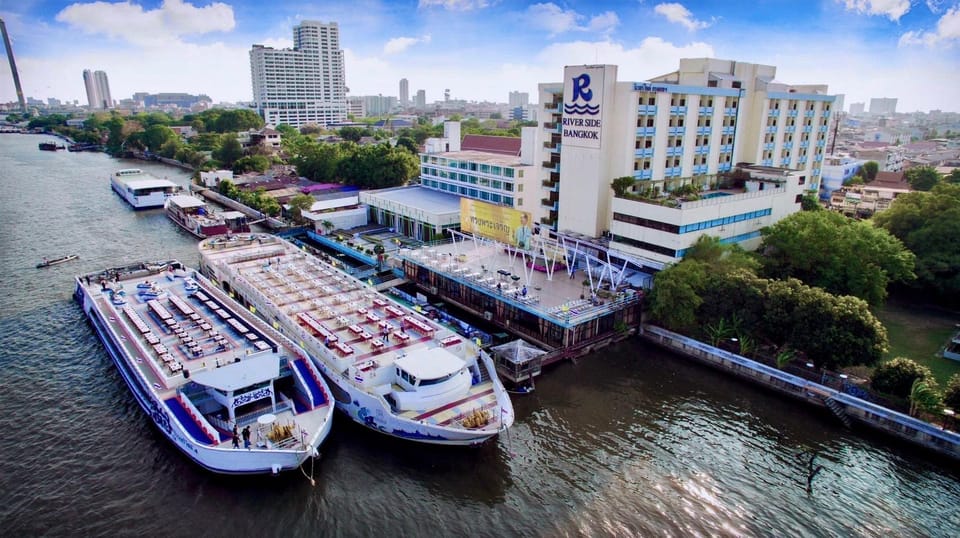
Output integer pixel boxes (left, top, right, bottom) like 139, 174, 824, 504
460, 199, 533, 249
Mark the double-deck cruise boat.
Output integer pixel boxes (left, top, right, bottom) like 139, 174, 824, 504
110, 168, 181, 209
75, 260, 335, 474
165, 194, 250, 239
198, 234, 514, 445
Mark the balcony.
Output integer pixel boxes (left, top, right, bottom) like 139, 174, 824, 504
544, 122, 557, 130
636, 127, 656, 136
762, 158, 773, 167
718, 162, 733, 172
768, 109, 780, 117
823, 110, 831, 118
544, 103, 560, 113
816, 139, 826, 147
694, 145, 710, 155
542, 162, 559, 173
633, 169, 653, 180
815, 154, 824, 162
763, 142, 775, 150
785, 125, 796, 133
819, 125, 829, 133
637, 104, 657, 115
696, 126, 711, 136
664, 166, 682, 177
782, 142, 793, 150
765, 126, 777, 134
550, 144, 561, 154
693, 164, 709, 175
724, 107, 737, 116
634, 148, 654, 158
805, 110, 815, 118
722, 126, 736, 135
541, 198, 557, 210
802, 125, 812, 133
698, 106, 714, 115
668, 126, 684, 136
665, 146, 683, 157
800, 140, 809, 148
720, 144, 733, 153
788, 109, 798, 117
670, 105, 688, 114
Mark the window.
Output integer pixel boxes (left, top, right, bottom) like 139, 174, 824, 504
798, 176, 806, 185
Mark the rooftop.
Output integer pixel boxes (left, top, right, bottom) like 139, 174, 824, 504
461, 134, 521, 156
361, 185, 461, 215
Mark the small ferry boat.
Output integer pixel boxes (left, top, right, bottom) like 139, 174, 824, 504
39, 141, 64, 151
37, 254, 79, 268
75, 260, 335, 474
165, 195, 249, 239
198, 234, 514, 445
110, 168, 181, 209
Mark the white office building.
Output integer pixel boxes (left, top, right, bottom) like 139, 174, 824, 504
508, 91, 529, 108
399, 78, 409, 107
83, 69, 113, 109
536, 59, 835, 265
869, 97, 897, 116
249, 20, 347, 128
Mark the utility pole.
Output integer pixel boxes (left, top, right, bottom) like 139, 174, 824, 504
0, 18, 27, 113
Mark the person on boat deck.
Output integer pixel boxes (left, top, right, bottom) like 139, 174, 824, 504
242, 425, 251, 449
232, 425, 240, 449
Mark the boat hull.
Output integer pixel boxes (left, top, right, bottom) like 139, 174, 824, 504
74, 272, 329, 474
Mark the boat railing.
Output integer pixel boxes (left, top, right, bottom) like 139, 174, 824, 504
235, 400, 293, 428
177, 392, 220, 443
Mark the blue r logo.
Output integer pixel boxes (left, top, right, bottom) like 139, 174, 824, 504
572, 74, 592, 102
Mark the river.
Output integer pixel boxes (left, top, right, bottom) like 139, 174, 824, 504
1, 133, 958, 537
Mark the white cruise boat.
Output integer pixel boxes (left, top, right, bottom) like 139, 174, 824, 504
198, 234, 515, 445
165, 194, 250, 239
75, 260, 335, 474
110, 168, 181, 209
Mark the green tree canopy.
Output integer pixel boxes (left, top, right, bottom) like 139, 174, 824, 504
184, 109, 264, 133
871, 357, 937, 398
759, 210, 915, 305
905, 166, 941, 191
213, 134, 244, 167
873, 183, 960, 304
800, 193, 822, 211
611, 176, 635, 197
233, 154, 271, 174
862, 161, 879, 182
140, 124, 177, 152
287, 194, 316, 223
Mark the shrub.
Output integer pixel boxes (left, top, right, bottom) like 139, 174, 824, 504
870, 357, 936, 398
944, 374, 960, 411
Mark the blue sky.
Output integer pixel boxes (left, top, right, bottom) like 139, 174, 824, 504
0, 1, 958, 112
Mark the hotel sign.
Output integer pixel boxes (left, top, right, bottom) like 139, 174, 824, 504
562, 66, 606, 149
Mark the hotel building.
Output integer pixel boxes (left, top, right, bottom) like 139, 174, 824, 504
249, 20, 347, 128
536, 59, 836, 266
82, 69, 113, 109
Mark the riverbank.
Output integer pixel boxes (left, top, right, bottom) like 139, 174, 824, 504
640, 324, 960, 462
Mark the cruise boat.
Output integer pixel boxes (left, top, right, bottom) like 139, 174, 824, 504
110, 168, 181, 209
165, 194, 250, 239
198, 234, 514, 445
75, 260, 335, 475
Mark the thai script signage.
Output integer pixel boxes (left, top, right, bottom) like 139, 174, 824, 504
562, 66, 606, 149
633, 83, 668, 93
460, 199, 533, 249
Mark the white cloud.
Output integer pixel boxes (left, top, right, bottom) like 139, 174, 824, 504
840, 0, 911, 22
526, 3, 619, 36
587, 11, 620, 34
653, 3, 711, 31
417, 0, 490, 11
55, 0, 235, 47
383, 34, 432, 55
926, 0, 945, 14
899, 6, 960, 47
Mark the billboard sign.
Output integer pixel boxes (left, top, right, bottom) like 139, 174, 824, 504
460, 199, 533, 249
561, 65, 606, 149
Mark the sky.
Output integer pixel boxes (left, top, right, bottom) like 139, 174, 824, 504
0, 0, 959, 112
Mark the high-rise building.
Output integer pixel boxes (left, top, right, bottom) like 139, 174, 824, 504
415, 90, 426, 109
849, 102, 865, 115
832, 94, 845, 114
508, 91, 529, 108
399, 78, 409, 107
536, 58, 836, 265
83, 69, 113, 109
869, 97, 897, 116
249, 20, 347, 128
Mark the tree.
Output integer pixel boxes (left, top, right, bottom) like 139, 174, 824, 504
944, 374, 960, 410
800, 194, 822, 211
648, 260, 707, 333
871, 357, 936, 398
759, 210, 915, 305
395, 136, 418, 154
287, 194, 315, 223
611, 176, 635, 197
905, 166, 941, 191
948, 169, 960, 184
909, 378, 942, 417
873, 183, 960, 304
213, 134, 244, 168
140, 124, 177, 152
293, 142, 343, 182
233, 155, 270, 174
339, 126, 369, 143
862, 161, 880, 182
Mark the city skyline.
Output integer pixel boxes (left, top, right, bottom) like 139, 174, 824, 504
0, 1, 959, 112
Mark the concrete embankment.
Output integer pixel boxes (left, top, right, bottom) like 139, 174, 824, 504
191, 186, 286, 229
641, 324, 960, 461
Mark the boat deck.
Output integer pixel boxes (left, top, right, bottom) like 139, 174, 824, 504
202, 236, 504, 430
80, 265, 330, 448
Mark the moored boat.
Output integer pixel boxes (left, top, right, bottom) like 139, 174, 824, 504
75, 260, 335, 474
165, 195, 250, 239
110, 168, 181, 209
37, 254, 79, 268
198, 234, 514, 446
39, 141, 64, 151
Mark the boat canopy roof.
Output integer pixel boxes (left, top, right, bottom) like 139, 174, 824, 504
125, 178, 178, 189
220, 211, 246, 219
189, 353, 280, 391
167, 194, 206, 208
395, 347, 465, 380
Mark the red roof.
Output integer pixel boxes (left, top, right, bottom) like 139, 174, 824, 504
871, 171, 910, 189
461, 134, 521, 156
